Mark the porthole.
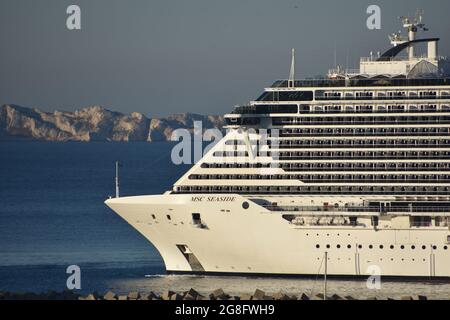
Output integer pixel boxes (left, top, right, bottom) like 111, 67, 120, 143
444, 246, 448, 250
166, 215, 171, 220
369, 245, 373, 249
432, 245, 437, 250
401, 245, 405, 249
326, 244, 330, 249
347, 245, 351, 249
337, 244, 341, 249
316, 244, 320, 249
422, 245, 426, 250
358, 245, 362, 249
411, 245, 415, 250
379, 245, 384, 249
390, 245, 394, 249
242, 201, 250, 209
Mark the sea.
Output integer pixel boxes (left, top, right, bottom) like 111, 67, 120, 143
0, 141, 449, 299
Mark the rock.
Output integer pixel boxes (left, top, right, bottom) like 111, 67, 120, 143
170, 293, 183, 300
239, 294, 253, 300
183, 293, 196, 300
161, 290, 175, 300
118, 295, 128, 300
344, 296, 356, 300
314, 293, 325, 300
387, 297, 395, 300
252, 289, 266, 300
103, 291, 117, 300
141, 292, 159, 300
366, 297, 378, 300
330, 294, 344, 300
183, 288, 200, 300
273, 291, 290, 300
0, 104, 224, 142
85, 294, 96, 301
299, 293, 310, 300
127, 291, 140, 300
401, 296, 413, 300
413, 295, 427, 301
210, 288, 229, 300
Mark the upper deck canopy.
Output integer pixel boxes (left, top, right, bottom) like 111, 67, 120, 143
270, 77, 450, 88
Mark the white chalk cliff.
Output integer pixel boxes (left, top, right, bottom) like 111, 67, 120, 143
0, 104, 224, 142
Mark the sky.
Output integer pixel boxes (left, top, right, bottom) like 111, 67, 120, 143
1, 0, 449, 117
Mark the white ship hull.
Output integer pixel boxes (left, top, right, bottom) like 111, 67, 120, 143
106, 13, 450, 279
105, 194, 450, 278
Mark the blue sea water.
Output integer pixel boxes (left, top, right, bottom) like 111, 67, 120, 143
0, 141, 186, 293
0, 141, 449, 299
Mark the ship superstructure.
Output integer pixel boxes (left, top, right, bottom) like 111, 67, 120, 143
106, 13, 450, 278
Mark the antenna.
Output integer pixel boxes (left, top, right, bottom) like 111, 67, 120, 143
115, 161, 120, 198
334, 41, 337, 68
399, 9, 428, 59
288, 48, 295, 88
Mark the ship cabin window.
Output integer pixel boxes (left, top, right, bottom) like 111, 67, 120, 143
323, 91, 341, 98
314, 105, 325, 112
442, 105, 450, 111
355, 92, 373, 99
419, 91, 437, 98
371, 216, 379, 227
422, 104, 437, 112
359, 105, 373, 112
299, 104, 310, 113
410, 216, 432, 227
192, 213, 202, 225
345, 105, 355, 112
388, 105, 405, 112
349, 216, 357, 226
328, 105, 341, 112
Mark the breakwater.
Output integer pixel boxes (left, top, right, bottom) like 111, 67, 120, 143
0, 288, 432, 300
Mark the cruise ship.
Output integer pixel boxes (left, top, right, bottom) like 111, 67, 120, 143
106, 13, 450, 278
